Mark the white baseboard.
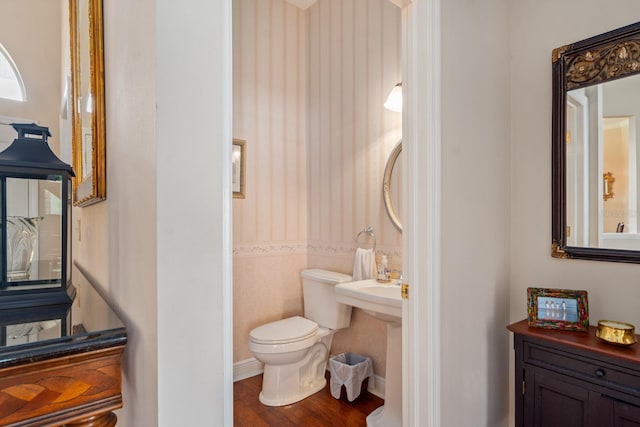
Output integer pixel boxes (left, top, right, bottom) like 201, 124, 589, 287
233, 357, 263, 382
367, 374, 385, 399
233, 357, 386, 401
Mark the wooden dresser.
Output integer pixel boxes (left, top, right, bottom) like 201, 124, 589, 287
508, 319, 640, 427
0, 266, 127, 426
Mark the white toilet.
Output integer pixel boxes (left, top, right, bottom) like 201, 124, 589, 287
249, 269, 353, 406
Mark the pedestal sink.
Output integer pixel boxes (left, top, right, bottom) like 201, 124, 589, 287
334, 279, 402, 427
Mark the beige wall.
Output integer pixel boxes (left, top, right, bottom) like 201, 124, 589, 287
440, 0, 511, 425
510, 0, 640, 342
510, 0, 640, 424
232, 0, 402, 378
74, 0, 159, 425
603, 124, 629, 233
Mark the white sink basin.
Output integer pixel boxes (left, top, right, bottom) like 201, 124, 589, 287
335, 279, 402, 323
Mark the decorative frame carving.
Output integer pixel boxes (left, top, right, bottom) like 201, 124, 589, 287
564, 40, 640, 90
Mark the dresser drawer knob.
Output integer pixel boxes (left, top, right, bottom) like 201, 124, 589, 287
595, 368, 606, 378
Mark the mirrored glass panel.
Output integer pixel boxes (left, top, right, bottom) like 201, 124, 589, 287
4, 319, 61, 346
5, 177, 62, 286
565, 75, 640, 250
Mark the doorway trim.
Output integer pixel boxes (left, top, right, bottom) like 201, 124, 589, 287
401, 0, 441, 426
222, 0, 442, 425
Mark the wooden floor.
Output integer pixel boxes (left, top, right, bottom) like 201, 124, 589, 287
234, 374, 384, 426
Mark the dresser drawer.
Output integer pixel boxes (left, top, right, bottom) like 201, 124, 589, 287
524, 341, 640, 394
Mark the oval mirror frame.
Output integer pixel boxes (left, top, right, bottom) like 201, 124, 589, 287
383, 141, 402, 233
69, 0, 106, 207
552, 21, 640, 263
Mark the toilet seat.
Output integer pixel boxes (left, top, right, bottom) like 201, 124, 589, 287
250, 316, 318, 344
249, 316, 319, 354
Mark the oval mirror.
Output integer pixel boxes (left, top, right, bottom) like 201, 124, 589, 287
383, 141, 402, 232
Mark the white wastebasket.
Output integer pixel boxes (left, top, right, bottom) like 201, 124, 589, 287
329, 352, 374, 402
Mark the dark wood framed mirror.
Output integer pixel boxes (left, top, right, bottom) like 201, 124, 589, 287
552, 21, 640, 263
69, 0, 106, 207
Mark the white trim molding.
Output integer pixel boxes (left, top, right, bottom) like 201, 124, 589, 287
402, 0, 441, 427
368, 374, 387, 400
233, 358, 264, 382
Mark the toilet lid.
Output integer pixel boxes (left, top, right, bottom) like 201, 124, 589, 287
250, 316, 318, 345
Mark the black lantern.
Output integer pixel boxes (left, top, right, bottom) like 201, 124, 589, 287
0, 123, 75, 310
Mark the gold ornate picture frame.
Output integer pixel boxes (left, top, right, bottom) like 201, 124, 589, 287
69, 0, 106, 207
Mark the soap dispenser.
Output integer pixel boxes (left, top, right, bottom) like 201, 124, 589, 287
377, 255, 390, 282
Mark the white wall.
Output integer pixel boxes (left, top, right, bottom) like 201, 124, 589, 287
510, 0, 640, 424
77, 1, 159, 426
78, 0, 234, 425
71, 1, 640, 427
440, 0, 511, 425
0, 0, 62, 153
156, 0, 232, 425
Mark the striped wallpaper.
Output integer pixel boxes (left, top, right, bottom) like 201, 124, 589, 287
233, 0, 308, 246
307, 0, 402, 256
232, 0, 402, 370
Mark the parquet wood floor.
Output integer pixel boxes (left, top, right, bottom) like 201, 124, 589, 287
233, 374, 384, 426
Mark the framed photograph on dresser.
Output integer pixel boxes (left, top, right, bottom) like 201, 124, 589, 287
527, 287, 589, 331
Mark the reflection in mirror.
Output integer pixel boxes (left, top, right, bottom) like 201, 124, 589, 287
6, 177, 62, 285
5, 320, 61, 346
553, 21, 640, 262
383, 141, 402, 232
602, 171, 615, 202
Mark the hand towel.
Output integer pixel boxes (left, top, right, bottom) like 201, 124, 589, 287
352, 248, 376, 280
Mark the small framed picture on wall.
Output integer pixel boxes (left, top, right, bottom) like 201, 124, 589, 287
232, 139, 246, 199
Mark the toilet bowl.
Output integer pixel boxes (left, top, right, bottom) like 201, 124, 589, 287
249, 269, 353, 407
250, 316, 334, 406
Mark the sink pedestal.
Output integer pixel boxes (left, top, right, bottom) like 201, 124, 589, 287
367, 321, 402, 427
333, 280, 403, 426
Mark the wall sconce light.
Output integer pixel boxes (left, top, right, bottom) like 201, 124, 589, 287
384, 82, 402, 112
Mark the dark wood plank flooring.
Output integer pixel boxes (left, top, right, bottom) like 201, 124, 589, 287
234, 374, 383, 426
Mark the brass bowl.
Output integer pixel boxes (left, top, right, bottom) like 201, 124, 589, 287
596, 320, 637, 346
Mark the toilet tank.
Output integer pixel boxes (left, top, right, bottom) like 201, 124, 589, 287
301, 269, 353, 330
